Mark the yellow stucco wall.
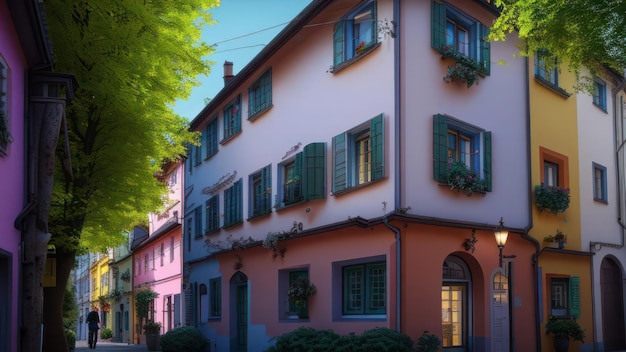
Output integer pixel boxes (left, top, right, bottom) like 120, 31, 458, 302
528, 56, 594, 347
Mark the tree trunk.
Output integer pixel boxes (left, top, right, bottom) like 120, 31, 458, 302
43, 250, 76, 352
21, 101, 65, 352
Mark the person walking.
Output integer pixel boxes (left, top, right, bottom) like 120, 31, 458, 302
86, 307, 100, 349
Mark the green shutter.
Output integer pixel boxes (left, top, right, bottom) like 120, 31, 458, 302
235, 179, 243, 223
569, 276, 580, 318
483, 131, 492, 192
433, 114, 448, 182
370, 114, 385, 181
480, 24, 491, 75
302, 142, 326, 200
333, 20, 345, 66
431, 1, 446, 53
333, 132, 348, 193
262, 165, 271, 213
294, 151, 303, 200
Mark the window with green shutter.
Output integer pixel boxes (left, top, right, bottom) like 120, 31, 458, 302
204, 117, 218, 159
222, 95, 241, 142
278, 143, 326, 207
209, 277, 222, 318
433, 114, 491, 192
205, 195, 220, 233
332, 114, 385, 194
342, 262, 386, 315
249, 165, 272, 218
431, 1, 490, 75
223, 179, 242, 227
193, 206, 202, 238
248, 68, 272, 120
550, 276, 580, 318
332, 0, 377, 68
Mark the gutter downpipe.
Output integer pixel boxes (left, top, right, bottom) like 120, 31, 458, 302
382, 0, 403, 333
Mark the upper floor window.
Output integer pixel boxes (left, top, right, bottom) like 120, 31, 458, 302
549, 276, 580, 318
248, 68, 272, 120
248, 165, 272, 218
332, 114, 384, 194
433, 114, 492, 192
204, 117, 218, 159
593, 162, 607, 203
223, 179, 243, 228
534, 50, 558, 86
593, 78, 607, 111
277, 143, 326, 207
222, 95, 241, 142
0, 55, 10, 154
205, 195, 220, 234
431, 1, 491, 75
333, 1, 377, 67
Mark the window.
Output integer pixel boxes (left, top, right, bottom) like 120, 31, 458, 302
185, 144, 193, 175
593, 79, 607, 111
548, 276, 580, 318
160, 243, 165, 267
193, 206, 202, 238
222, 95, 241, 142
186, 216, 192, 251
431, 1, 491, 74
170, 237, 175, 262
204, 117, 218, 159
433, 114, 492, 191
278, 143, 326, 207
249, 165, 272, 218
278, 268, 310, 319
205, 195, 220, 233
209, 278, 222, 318
248, 68, 272, 119
288, 270, 309, 314
193, 144, 201, 166
333, 0, 377, 67
539, 147, 569, 189
593, 162, 607, 202
332, 114, 384, 194
0, 55, 9, 154
534, 50, 558, 86
144, 254, 148, 274
135, 259, 140, 277
223, 179, 243, 227
199, 284, 208, 322
342, 262, 386, 315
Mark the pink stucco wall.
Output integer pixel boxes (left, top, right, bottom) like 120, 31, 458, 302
0, 2, 28, 351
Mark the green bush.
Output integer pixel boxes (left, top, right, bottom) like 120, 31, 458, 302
160, 326, 207, 352
416, 331, 440, 352
65, 328, 76, 350
100, 327, 112, 340
264, 327, 414, 352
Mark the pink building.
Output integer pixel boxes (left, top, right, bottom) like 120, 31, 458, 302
1, 1, 75, 351
132, 161, 184, 344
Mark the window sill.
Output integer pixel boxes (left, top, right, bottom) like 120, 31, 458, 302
331, 177, 386, 197
248, 104, 272, 122
335, 314, 386, 322
219, 130, 242, 145
204, 228, 221, 236
534, 75, 571, 98
222, 221, 243, 230
204, 151, 218, 161
593, 198, 608, 204
274, 199, 306, 212
437, 182, 487, 196
246, 211, 272, 222
330, 43, 380, 74
592, 102, 608, 113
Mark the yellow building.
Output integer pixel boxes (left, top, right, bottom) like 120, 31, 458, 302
528, 52, 593, 351
89, 254, 112, 333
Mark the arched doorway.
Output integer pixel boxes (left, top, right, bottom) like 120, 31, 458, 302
601, 257, 625, 350
230, 271, 248, 352
490, 270, 509, 352
442, 256, 471, 352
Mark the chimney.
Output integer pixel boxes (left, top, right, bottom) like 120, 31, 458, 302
223, 61, 234, 85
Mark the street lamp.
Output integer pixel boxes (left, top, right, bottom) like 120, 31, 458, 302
494, 217, 509, 267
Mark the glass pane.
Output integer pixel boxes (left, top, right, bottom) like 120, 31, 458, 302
442, 285, 464, 347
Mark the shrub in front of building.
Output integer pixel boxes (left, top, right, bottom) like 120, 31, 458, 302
160, 326, 207, 352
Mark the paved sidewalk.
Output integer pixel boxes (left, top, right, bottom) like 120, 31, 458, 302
75, 340, 150, 351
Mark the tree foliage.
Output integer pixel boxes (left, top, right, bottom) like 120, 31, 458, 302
491, 0, 626, 78
44, 0, 216, 252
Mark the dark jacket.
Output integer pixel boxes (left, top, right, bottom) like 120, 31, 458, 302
87, 311, 100, 331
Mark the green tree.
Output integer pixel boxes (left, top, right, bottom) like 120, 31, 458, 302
491, 0, 626, 80
63, 283, 79, 331
35, 1, 217, 350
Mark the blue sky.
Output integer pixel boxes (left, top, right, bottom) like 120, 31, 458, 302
173, 0, 312, 120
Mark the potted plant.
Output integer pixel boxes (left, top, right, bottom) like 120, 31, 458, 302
441, 46, 486, 88
287, 277, 317, 319
143, 320, 162, 351
445, 161, 484, 196
535, 183, 570, 214
545, 316, 584, 352
544, 230, 567, 249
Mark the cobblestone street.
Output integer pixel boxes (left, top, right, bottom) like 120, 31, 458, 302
74, 340, 149, 351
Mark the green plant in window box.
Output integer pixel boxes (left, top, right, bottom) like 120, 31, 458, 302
535, 183, 570, 214
441, 46, 486, 88
287, 277, 317, 319
355, 41, 367, 56
445, 161, 484, 196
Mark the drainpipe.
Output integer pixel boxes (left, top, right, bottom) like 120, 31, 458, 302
387, 0, 402, 333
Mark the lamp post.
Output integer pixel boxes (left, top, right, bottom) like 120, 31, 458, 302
494, 217, 509, 267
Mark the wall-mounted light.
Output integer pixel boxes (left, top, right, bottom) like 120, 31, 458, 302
494, 217, 509, 267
